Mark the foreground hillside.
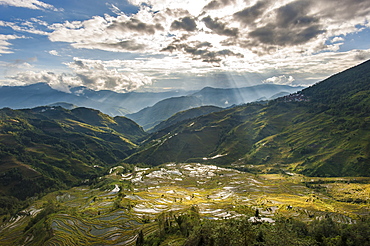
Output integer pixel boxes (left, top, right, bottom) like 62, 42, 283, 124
126, 60, 370, 177
0, 106, 146, 214
0, 163, 369, 245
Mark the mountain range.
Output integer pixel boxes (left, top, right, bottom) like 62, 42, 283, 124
0, 59, 369, 216
126, 84, 302, 130
126, 59, 370, 177
0, 83, 190, 116
0, 83, 302, 130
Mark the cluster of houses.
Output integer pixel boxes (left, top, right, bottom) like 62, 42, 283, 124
279, 92, 310, 102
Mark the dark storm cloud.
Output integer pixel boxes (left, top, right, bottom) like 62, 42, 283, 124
161, 41, 212, 53
108, 18, 163, 35
233, 1, 268, 25
203, 0, 236, 10
249, 24, 324, 46
161, 41, 243, 63
170, 16, 197, 32
202, 16, 239, 36
275, 0, 316, 28
245, 0, 325, 47
101, 40, 145, 51
75, 74, 96, 86
193, 48, 244, 63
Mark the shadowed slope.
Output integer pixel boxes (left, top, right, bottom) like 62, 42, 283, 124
0, 106, 146, 214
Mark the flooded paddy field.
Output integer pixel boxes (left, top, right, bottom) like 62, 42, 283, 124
1, 163, 369, 245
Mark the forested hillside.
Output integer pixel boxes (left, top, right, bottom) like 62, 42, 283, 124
126, 60, 370, 177
0, 106, 146, 214
149, 105, 224, 133
0, 60, 369, 245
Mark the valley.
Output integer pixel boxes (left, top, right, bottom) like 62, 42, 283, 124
0, 60, 369, 245
1, 0, 370, 244
1, 163, 369, 245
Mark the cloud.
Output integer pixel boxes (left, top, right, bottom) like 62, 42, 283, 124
127, 0, 209, 15
0, 19, 49, 35
48, 50, 60, 56
263, 75, 295, 85
9, 57, 37, 66
354, 50, 370, 61
30, 17, 48, 26
202, 16, 238, 36
6, 58, 153, 92
46, 0, 370, 64
108, 17, 164, 35
0, 0, 60, 11
109, 4, 125, 16
249, 24, 325, 46
49, 1, 368, 58
331, 36, 344, 43
203, 0, 236, 10
72, 40, 147, 52
233, 1, 268, 26
48, 11, 167, 54
171, 16, 197, 32
275, 0, 314, 28
0, 0, 359, 92
6, 70, 80, 92
66, 58, 153, 92
0, 34, 23, 55
246, 1, 326, 48
161, 40, 243, 63
4, 56, 154, 92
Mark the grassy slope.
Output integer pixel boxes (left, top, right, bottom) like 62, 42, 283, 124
149, 105, 223, 133
0, 106, 147, 213
126, 96, 203, 130
125, 60, 370, 177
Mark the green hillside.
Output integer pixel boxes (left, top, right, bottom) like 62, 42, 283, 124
125, 60, 370, 177
149, 105, 223, 133
0, 106, 146, 215
0, 59, 369, 220
127, 96, 203, 130
0, 60, 370, 245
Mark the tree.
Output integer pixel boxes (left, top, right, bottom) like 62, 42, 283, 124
136, 230, 144, 246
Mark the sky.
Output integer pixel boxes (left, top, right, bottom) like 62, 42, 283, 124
0, 0, 369, 92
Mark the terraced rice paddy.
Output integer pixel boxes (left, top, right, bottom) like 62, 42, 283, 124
1, 163, 369, 245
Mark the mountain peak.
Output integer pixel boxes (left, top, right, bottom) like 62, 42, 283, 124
25, 82, 53, 91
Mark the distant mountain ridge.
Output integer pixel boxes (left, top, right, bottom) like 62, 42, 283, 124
0, 83, 190, 116
191, 84, 303, 106
127, 84, 303, 130
0, 83, 302, 130
68, 86, 191, 113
